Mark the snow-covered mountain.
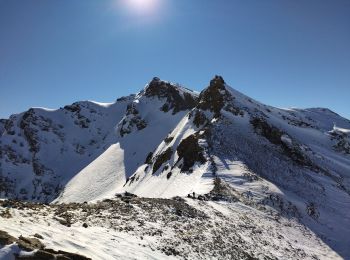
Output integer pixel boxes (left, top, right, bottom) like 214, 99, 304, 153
0, 77, 198, 202
1, 76, 350, 259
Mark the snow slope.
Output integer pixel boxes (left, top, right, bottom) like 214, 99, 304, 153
0, 77, 198, 203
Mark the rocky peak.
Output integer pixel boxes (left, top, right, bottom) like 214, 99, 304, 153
198, 75, 238, 117
144, 77, 198, 114
210, 75, 226, 87
144, 77, 177, 99
144, 77, 167, 97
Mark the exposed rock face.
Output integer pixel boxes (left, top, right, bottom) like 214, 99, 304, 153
0, 229, 91, 259
152, 148, 173, 174
0, 230, 16, 245
329, 128, 350, 154
0, 119, 9, 135
145, 77, 198, 114
250, 117, 313, 167
20, 109, 40, 153
192, 110, 208, 128
198, 76, 227, 117
197, 75, 243, 118
144, 152, 153, 164
119, 103, 147, 137
176, 134, 206, 172
64, 103, 91, 128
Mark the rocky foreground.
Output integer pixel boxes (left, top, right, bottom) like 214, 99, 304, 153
0, 190, 339, 260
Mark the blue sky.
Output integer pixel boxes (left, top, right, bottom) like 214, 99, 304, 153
0, 0, 349, 119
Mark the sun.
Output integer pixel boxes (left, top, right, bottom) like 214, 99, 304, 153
122, 0, 160, 15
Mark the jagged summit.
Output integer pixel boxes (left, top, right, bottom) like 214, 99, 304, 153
197, 75, 243, 118
142, 77, 198, 114
143, 76, 194, 98
198, 76, 228, 114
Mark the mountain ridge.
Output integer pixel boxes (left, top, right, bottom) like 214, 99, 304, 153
1, 76, 349, 202
1, 76, 350, 258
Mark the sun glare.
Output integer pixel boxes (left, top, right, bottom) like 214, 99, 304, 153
122, 0, 160, 15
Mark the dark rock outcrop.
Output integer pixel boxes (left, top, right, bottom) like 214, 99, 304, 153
145, 77, 198, 114
119, 103, 147, 137
192, 110, 208, 128
0, 230, 91, 260
250, 117, 313, 167
20, 109, 39, 153
329, 129, 350, 154
176, 134, 206, 172
198, 76, 227, 117
152, 148, 173, 174
197, 75, 242, 118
